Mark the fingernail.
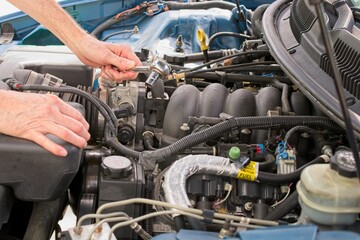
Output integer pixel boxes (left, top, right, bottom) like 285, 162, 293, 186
59, 149, 68, 157
127, 61, 136, 69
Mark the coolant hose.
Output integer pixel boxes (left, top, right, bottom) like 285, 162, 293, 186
273, 79, 291, 113
251, 4, 270, 38
166, 1, 236, 10
149, 77, 165, 99
257, 155, 329, 184
174, 216, 186, 232
264, 191, 299, 221
139, 116, 342, 170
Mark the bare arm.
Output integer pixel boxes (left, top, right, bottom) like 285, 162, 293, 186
7, 0, 141, 82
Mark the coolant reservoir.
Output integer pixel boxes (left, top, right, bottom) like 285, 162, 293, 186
297, 148, 360, 225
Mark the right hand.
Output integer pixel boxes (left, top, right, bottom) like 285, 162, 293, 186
0, 90, 90, 156
71, 34, 142, 82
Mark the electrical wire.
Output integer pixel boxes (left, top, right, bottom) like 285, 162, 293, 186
213, 184, 233, 206
271, 185, 291, 208
208, 32, 252, 48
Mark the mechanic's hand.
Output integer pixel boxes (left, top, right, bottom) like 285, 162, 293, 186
71, 34, 142, 82
0, 90, 90, 157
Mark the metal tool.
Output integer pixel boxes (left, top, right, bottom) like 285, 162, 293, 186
130, 65, 152, 74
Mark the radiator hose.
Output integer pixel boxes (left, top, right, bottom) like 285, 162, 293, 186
264, 191, 299, 221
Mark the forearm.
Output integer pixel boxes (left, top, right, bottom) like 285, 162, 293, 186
7, 0, 86, 52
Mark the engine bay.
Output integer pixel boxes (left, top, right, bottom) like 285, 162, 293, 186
0, 0, 360, 239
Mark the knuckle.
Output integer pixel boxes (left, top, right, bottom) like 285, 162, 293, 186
73, 123, 84, 134
59, 130, 70, 140
46, 94, 60, 103
42, 105, 54, 115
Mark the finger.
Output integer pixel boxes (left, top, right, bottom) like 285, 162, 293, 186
107, 43, 141, 68
101, 67, 138, 82
58, 102, 90, 130
26, 132, 68, 157
44, 122, 88, 149
53, 112, 91, 141
107, 54, 136, 71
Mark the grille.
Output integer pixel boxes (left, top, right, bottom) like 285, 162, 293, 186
320, 39, 360, 99
289, 0, 317, 42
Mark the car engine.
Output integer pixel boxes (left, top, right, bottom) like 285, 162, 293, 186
0, 0, 360, 239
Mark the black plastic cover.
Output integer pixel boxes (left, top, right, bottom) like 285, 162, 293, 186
0, 186, 13, 229
0, 134, 82, 201
0, 101, 84, 202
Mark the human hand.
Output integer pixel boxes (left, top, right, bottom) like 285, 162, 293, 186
71, 34, 142, 82
0, 90, 90, 156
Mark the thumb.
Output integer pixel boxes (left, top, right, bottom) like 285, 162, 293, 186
108, 54, 136, 71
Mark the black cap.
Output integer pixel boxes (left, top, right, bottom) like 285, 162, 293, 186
330, 147, 358, 178
101, 156, 133, 179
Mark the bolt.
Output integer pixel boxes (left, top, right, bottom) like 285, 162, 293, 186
133, 26, 139, 34
244, 202, 253, 211
180, 123, 190, 131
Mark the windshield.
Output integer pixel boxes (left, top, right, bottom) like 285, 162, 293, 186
0, 0, 20, 17
0, 0, 67, 17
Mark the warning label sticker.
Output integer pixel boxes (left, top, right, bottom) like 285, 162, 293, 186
237, 161, 259, 181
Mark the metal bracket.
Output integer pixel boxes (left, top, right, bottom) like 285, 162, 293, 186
0, 23, 14, 44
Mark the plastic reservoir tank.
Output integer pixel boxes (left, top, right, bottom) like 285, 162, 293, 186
297, 147, 360, 225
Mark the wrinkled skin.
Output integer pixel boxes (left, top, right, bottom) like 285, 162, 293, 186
72, 35, 142, 82
0, 90, 90, 156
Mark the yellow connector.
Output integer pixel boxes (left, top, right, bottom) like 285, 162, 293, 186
197, 29, 208, 51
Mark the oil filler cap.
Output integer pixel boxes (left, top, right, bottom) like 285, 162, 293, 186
101, 156, 133, 179
330, 147, 358, 178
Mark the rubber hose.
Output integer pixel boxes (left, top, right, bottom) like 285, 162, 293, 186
166, 1, 236, 10
142, 117, 342, 164
284, 125, 325, 142
174, 216, 186, 232
273, 79, 291, 113
91, 11, 142, 38
258, 154, 275, 171
149, 78, 165, 99
185, 216, 206, 231
257, 156, 326, 184
208, 32, 252, 48
264, 191, 299, 221
251, 4, 270, 38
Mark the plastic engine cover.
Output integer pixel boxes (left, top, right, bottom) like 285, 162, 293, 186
0, 104, 84, 201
